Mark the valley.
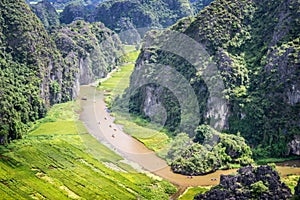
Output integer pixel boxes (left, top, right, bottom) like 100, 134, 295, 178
0, 0, 299, 199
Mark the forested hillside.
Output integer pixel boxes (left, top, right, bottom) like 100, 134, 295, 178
0, 0, 69, 144
127, 0, 300, 158
30, 0, 60, 29
59, 0, 214, 43
53, 20, 123, 84
0, 0, 123, 144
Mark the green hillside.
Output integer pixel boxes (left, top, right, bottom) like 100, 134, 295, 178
127, 0, 300, 159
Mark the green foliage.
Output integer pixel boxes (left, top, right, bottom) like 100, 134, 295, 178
53, 20, 124, 84
179, 186, 210, 200
30, 0, 60, 29
282, 175, 300, 194
169, 125, 253, 175
129, 0, 300, 158
194, 124, 214, 144
251, 181, 268, 195
0, 0, 77, 143
59, 0, 213, 44
0, 101, 176, 199
166, 133, 191, 163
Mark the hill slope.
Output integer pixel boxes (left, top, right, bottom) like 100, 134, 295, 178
0, 0, 124, 144
126, 0, 300, 157
0, 0, 71, 143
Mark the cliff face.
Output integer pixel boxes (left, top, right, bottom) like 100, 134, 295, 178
127, 0, 300, 157
53, 20, 123, 85
0, 0, 69, 143
30, 0, 60, 29
0, 0, 123, 144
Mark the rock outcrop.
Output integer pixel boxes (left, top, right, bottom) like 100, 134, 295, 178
288, 136, 300, 156
195, 166, 292, 200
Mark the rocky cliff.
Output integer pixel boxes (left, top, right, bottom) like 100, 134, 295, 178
127, 0, 300, 157
30, 0, 60, 29
195, 165, 292, 200
53, 20, 123, 85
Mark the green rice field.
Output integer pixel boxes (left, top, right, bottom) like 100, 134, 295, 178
0, 101, 176, 199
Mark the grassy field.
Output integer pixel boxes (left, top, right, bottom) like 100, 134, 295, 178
255, 156, 300, 165
98, 46, 171, 154
0, 101, 176, 199
114, 114, 170, 153
100, 63, 135, 104
178, 187, 210, 200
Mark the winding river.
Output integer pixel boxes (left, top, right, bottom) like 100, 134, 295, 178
79, 85, 300, 197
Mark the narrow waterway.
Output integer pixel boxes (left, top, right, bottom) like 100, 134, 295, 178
79, 85, 300, 196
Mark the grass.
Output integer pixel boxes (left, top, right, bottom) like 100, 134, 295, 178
255, 156, 300, 165
98, 45, 171, 154
114, 114, 170, 153
99, 46, 139, 104
0, 101, 176, 199
100, 63, 135, 101
178, 187, 211, 200
282, 175, 300, 194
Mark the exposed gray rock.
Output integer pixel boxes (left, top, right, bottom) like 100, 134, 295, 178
288, 136, 300, 156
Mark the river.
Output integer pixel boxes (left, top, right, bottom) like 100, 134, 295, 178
79, 85, 300, 198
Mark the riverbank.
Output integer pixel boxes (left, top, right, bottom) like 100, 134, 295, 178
89, 46, 300, 199
79, 85, 300, 188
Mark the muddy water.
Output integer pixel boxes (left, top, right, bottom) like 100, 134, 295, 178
79, 85, 300, 190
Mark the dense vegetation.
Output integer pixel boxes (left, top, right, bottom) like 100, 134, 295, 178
30, 0, 60, 29
167, 125, 253, 175
53, 20, 123, 84
59, 0, 214, 43
0, 101, 177, 199
0, 0, 124, 144
0, 0, 69, 144
127, 0, 300, 159
194, 165, 292, 199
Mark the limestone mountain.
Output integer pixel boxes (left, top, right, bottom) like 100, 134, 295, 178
60, 0, 214, 43
126, 0, 300, 158
0, 0, 71, 143
30, 0, 60, 29
53, 20, 123, 85
0, 0, 123, 144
